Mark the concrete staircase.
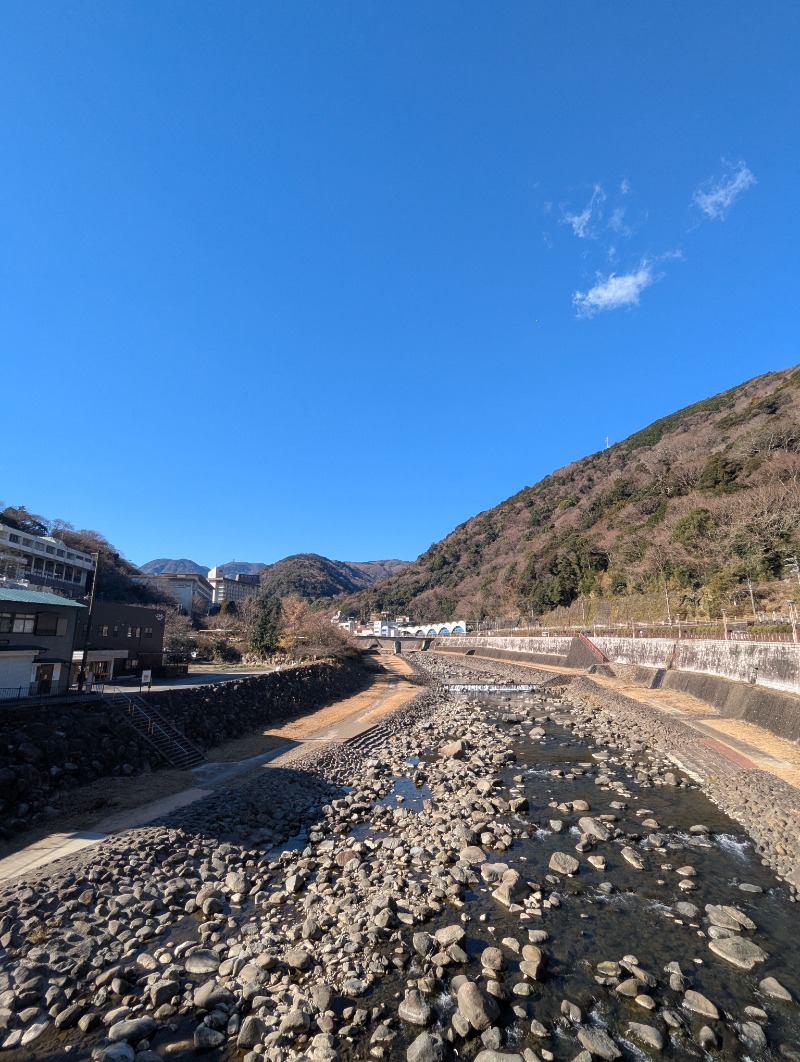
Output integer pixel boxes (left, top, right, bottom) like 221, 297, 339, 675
107, 688, 205, 770
564, 633, 609, 669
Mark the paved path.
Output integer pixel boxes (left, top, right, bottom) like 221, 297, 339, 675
0, 661, 416, 886
0, 788, 211, 882
112, 666, 275, 694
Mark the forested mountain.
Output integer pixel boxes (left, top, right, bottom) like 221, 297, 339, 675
139, 556, 407, 599
349, 559, 408, 582
339, 365, 800, 624
139, 558, 210, 576
257, 554, 408, 602
214, 561, 266, 577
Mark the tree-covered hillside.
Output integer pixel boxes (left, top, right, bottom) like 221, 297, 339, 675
258, 554, 407, 601
340, 365, 800, 624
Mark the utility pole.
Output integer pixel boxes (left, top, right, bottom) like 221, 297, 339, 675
662, 574, 672, 626
78, 552, 100, 692
721, 609, 728, 641
790, 602, 798, 644
747, 576, 757, 620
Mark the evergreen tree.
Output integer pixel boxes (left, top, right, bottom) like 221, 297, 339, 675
251, 596, 282, 655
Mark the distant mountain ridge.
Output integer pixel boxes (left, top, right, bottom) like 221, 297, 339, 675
139, 554, 409, 600
139, 558, 210, 576
256, 554, 408, 601
214, 561, 267, 578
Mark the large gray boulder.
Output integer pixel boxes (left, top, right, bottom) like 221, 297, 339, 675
457, 981, 500, 1031
194, 981, 234, 1011
709, 936, 767, 970
237, 1015, 268, 1049
578, 816, 610, 841
577, 1027, 621, 1060
407, 1031, 444, 1062
549, 852, 579, 876
107, 1017, 158, 1044
399, 990, 433, 1026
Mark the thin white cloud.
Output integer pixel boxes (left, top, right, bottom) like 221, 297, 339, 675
608, 206, 631, 235
573, 260, 657, 318
693, 160, 756, 220
620, 179, 630, 195
563, 184, 605, 238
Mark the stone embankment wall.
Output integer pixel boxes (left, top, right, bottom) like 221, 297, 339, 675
0, 658, 369, 840
440, 634, 800, 695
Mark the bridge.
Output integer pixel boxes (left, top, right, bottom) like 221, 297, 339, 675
359, 636, 435, 653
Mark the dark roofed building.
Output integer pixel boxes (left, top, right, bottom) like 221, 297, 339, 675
71, 602, 167, 683
0, 587, 84, 698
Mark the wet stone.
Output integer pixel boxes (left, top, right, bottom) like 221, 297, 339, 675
457, 981, 501, 1031
708, 935, 768, 970
683, 990, 720, 1019
548, 852, 579, 876
626, 1022, 664, 1051
407, 1031, 444, 1062
577, 1027, 622, 1059
398, 990, 432, 1026
760, 976, 793, 1001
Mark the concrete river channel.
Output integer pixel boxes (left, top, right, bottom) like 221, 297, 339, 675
1, 653, 799, 1062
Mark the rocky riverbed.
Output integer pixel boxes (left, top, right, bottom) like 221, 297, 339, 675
0, 652, 799, 1061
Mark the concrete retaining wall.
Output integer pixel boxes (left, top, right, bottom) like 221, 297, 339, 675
441, 635, 800, 695
592, 636, 800, 695
0, 657, 369, 840
661, 670, 800, 743
438, 636, 571, 666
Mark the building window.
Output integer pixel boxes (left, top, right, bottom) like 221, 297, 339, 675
98, 625, 109, 637
45, 546, 55, 555
112, 625, 119, 637
35, 613, 59, 636
127, 626, 132, 638
9, 533, 20, 543
144, 627, 153, 638
73, 571, 82, 582
12, 614, 35, 634
0, 613, 11, 633
56, 549, 65, 557
133, 627, 141, 638
33, 558, 44, 572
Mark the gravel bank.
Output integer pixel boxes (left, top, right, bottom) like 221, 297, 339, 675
0, 653, 798, 1062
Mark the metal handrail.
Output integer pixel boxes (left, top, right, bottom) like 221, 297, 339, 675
106, 686, 204, 764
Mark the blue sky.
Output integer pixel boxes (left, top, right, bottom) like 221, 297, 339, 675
2, 2, 797, 568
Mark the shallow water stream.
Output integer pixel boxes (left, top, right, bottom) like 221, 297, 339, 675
347, 694, 800, 1061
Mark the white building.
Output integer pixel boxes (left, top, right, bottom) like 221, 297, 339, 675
148, 572, 213, 614
361, 618, 468, 637
0, 521, 95, 600
207, 567, 260, 606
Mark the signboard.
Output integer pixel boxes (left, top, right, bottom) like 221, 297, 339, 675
140, 669, 152, 687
